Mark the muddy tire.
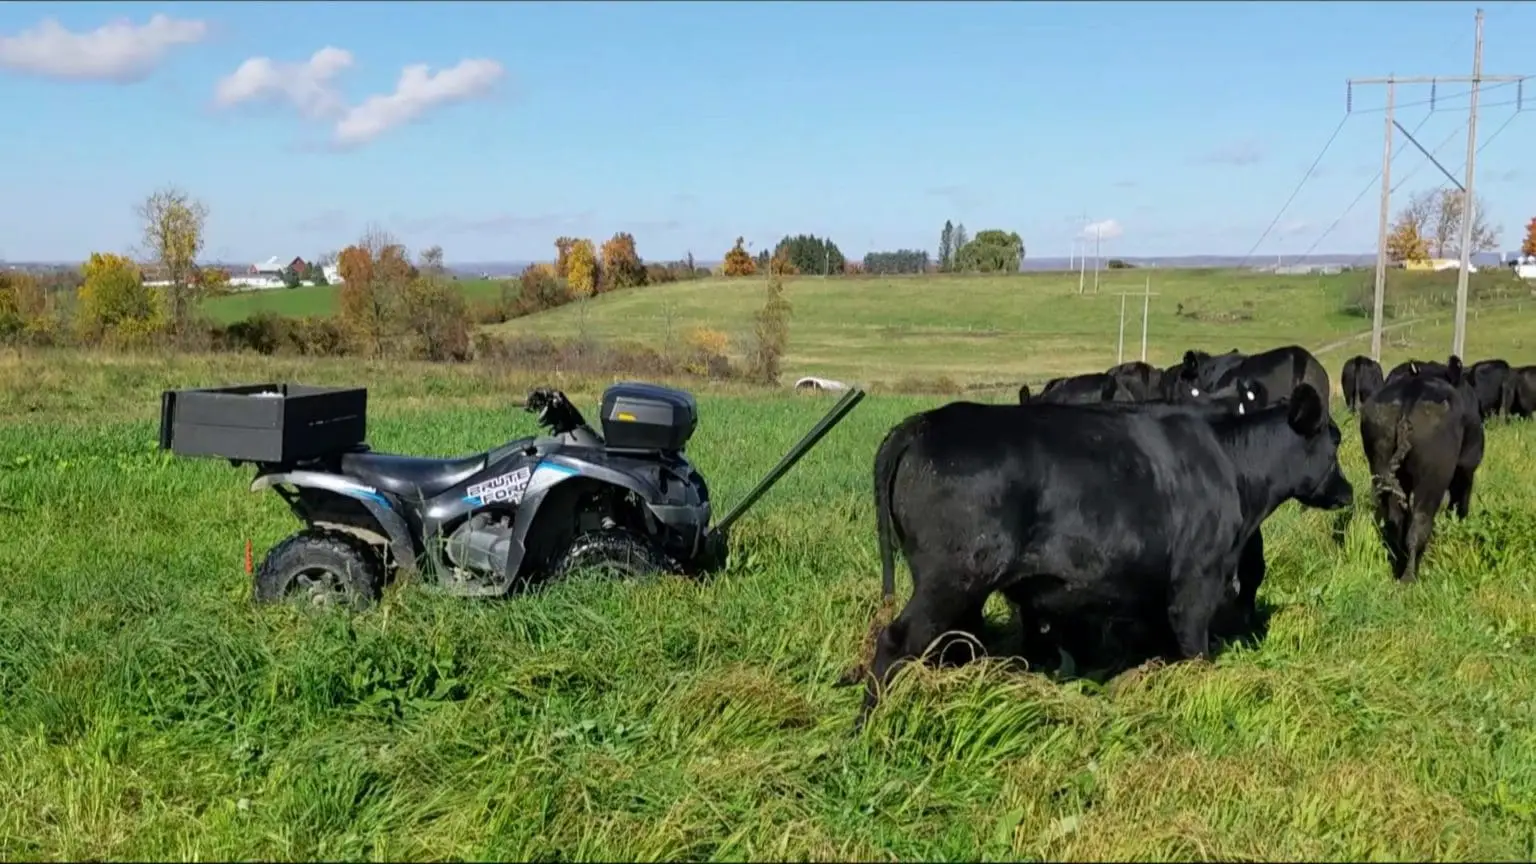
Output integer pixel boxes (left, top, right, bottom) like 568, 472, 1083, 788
552, 529, 679, 581
253, 528, 385, 611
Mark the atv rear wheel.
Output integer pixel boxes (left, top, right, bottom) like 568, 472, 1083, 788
553, 529, 679, 581
254, 529, 385, 611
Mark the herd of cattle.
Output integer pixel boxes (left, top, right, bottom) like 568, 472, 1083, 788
849, 343, 1536, 722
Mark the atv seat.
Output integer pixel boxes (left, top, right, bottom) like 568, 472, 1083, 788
341, 451, 488, 501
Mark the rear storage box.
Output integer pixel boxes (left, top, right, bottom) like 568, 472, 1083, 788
600, 382, 698, 451
159, 383, 368, 463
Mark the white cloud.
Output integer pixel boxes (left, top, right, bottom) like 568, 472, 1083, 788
332, 59, 504, 146
1078, 219, 1124, 241
214, 47, 355, 119
0, 14, 207, 83
214, 51, 503, 147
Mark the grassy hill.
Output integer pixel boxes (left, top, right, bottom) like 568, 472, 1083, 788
485, 269, 1536, 390
200, 268, 1536, 392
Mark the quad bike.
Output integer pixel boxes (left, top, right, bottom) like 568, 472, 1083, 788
159, 380, 865, 609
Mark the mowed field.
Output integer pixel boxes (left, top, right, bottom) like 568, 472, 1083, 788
5, 275, 1536, 859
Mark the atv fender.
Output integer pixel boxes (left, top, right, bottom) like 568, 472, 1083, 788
251, 470, 419, 572
507, 456, 711, 572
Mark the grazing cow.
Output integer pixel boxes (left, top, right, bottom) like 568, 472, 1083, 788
1341, 355, 1385, 412
1106, 361, 1160, 401
1467, 359, 1515, 419
1511, 366, 1536, 418
1175, 345, 1330, 413
1359, 356, 1484, 583
1031, 372, 1134, 405
861, 383, 1352, 721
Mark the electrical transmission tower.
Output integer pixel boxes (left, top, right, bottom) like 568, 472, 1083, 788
1348, 7, 1527, 361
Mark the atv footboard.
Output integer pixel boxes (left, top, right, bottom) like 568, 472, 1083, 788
159, 383, 368, 464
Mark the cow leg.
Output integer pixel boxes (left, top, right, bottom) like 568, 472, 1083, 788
1374, 485, 1410, 580
1447, 466, 1474, 520
860, 573, 990, 722
1401, 497, 1440, 583
1166, 564, 1226, 660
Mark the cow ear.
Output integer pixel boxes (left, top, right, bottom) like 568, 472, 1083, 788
1181, 350, 1199, 377
1100, 376, 1119, 401
1447, 355, 1464, 385
1287, 383, 1325, 435
1018, 384, 1031, 404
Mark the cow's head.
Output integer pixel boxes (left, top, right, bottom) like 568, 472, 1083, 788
1284, 383, 1353, 511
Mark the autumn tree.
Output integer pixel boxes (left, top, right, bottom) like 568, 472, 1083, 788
554, 237, 577, 280
137, 185, 209, 341
337, 224, 415, 357
599, 231, 647, 291
0, 271, 48, 341
566, 238, 599, 298
75, 252, 160, 345
397, 272, 471, 361
722, 237, 757, 277
1385, 219, 1430, 264
748, 270, 793, 385
1522, 217, 1536, 258
1397, 188, 1501, 259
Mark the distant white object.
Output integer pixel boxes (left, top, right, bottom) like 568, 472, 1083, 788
794, 376, 848, 392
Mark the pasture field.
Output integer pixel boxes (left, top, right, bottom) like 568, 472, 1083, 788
480, 268, 1534, 390
2, 348, 1536, 861
201, 278, 505, 323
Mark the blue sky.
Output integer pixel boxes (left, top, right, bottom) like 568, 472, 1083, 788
0, 0, 1531, 265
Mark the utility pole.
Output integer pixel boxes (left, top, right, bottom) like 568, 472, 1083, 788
1349, 7, 1526, 361
1453, 9, 1485, 359
1116, 278, 1158, 364
1372, 79, 1394, 362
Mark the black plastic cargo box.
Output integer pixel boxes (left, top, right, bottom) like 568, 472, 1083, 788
159, 383, 367, 464
599, 382, 698, 452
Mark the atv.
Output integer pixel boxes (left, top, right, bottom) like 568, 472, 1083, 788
159, 380, 865, 610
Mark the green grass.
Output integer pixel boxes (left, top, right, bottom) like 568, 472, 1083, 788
3, 348, 1536, 860
201, 278, 504, 323
481, 269, 1535, 390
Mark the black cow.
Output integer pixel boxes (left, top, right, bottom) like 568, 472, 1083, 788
1385, 358, 1450, 386
1340, 355, 1385, 413
1175, 345, 1330, 413
1467, 359, 1514, 419
1511, 366, 1536, 418
1359, 356, 1484, 583
1031, 372, 1134, 405
1106, 361, 1160, 401
860, 384, 1352, 721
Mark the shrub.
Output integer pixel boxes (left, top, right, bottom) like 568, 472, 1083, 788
748, 274, 793, 385
397, 276, 473, 362
682, 327, 732, 377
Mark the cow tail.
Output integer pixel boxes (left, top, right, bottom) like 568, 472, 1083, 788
1375, 413, 1414, 505
873, 418, 916, 599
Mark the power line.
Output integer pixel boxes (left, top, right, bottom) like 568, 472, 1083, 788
1391, 119, 1470, 194
1300, 111, 1436, 257
1236, 113, 1351, 266
1349, 78, 1523, 114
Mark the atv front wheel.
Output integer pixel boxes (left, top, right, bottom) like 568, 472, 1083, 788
553, 529, 679, 581
254, 529, 385, 611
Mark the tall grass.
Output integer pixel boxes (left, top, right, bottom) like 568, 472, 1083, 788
2, 349, 1535, 860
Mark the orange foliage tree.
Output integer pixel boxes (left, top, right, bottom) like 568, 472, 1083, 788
600, 231, 647, 291
1385, 220, 1430, 264
722, 237, 757, 277
1523, 217, 1536, 258
338, 225, 415, 357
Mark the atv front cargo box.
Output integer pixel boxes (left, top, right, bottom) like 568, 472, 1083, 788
600, 382, 698, 452
159, 383, 367, 464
